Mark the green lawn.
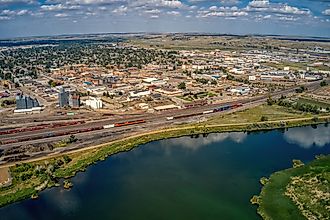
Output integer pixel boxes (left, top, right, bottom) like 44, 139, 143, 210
255, 155, 330, 220
204, 104, 310, 125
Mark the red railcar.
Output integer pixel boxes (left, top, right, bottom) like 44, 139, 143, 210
114, 120, 146, 127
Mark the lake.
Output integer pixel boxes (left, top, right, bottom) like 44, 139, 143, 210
1, 125, 330, 220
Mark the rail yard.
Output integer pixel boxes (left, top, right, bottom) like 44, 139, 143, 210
0, 78, 328, 165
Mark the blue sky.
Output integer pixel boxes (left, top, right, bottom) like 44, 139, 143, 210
0, 0, 329, 38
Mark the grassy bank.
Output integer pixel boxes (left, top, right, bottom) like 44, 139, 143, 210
253, 155, 330, 220
0, 105, 330, 208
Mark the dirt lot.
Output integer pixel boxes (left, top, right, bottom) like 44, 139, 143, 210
0, 167, 10, 184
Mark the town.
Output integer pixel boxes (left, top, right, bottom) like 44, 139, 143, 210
0, 33, 330, 220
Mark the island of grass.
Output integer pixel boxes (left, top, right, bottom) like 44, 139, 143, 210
0, 104, 330, 208
253, 155, 330, 220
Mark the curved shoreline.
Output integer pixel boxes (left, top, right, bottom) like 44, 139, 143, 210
253, 155, 330, 220
0, 115, 329, 209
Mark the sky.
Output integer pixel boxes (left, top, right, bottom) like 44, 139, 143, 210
0, 0, 330, 38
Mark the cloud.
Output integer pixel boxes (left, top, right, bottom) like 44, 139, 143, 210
198, 6, 248, 18
40, 4, 81, 11
54, 12, 68, 17
0, 0, 35, 5
220, 0, 239, 5
284, 125, 330, 149
246, 0, 311, 15
0, 9, 30, 19
248, 0, 269, 8
323, 9, 330, 15
131, 0, 184, 9
162, 132, 247, 151
112, 5, 127, 14
46, 0, 127, 6
167, 10, 180, 16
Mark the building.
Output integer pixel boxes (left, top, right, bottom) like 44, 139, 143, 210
69, 92, 80, 108
58, 87, 69, 107
85, 97, 103, 109
58, 87, 80, 108
16, 94, 40, 110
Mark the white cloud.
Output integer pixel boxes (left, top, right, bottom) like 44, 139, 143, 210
248, 0, 269, 8
0, 9, 30, 17
220, 0, 239, 5
131, 0, 184, 9
54, 13, 68, 17
167, 10, 180, 16
112, 5, 127, 14
162, 132, 247, 151
40, 4, 81, 11
284, 126, 330, 149
47, 0, 127, 6
16, 9, 28, 15
144, 9, 161, 14
246, 0, 310, 15
0, 15, 11, 20
209, 6, 217, 11
323, 9, 330, 16
0, 0, 35, 5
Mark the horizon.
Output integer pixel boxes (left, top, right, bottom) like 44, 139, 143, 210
0, 0, 330, 38
1, 31, 330, 41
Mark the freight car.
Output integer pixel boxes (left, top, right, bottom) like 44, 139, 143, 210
0, 121, 86, 136
114, 119, 146, 127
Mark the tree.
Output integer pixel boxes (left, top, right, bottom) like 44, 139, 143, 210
267, 96, 275, 106
67, 135, 78, 143
227, 74, 235, 80
48, 80, 57, 88
295, 86, 306, 93
320, 80, 328, 87
178, 82, 186, 90
260, 116, 268, 122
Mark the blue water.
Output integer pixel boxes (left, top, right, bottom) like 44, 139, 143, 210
1, 125, 330, 220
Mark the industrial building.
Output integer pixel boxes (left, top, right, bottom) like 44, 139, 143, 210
58, 87, 69, 107
16, 94, 40, 110
58, 87, 80, 108
85, 97, 103, 109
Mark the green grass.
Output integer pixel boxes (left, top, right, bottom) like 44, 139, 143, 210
263, 62, 330, 72
255, 155, 330, 220
297, 97, 330, 109
203, 104, 310, 125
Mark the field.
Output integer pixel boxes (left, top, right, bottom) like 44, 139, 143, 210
0, 168, 10, 184
202, 104, 311, 125
254, 155, 330, 220
297, 97, 330, 109
263, 61, 330, 72
127, 35, 330, 52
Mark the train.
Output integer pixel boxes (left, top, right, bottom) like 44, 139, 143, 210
0, 121, 86, 136
167, 103, 243, 121
0, 119, 147, 145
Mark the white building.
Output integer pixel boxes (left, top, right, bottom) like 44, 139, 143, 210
129, 90, 151, 98
85, 97, 103, 109
230, 87, 251, 95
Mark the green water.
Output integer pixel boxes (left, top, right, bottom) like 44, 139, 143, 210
1, 125, 330, 220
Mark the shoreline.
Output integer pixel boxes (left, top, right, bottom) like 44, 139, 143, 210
1, 115, 330, 169
253, 155, 330, 220
0, 115, 329, 209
